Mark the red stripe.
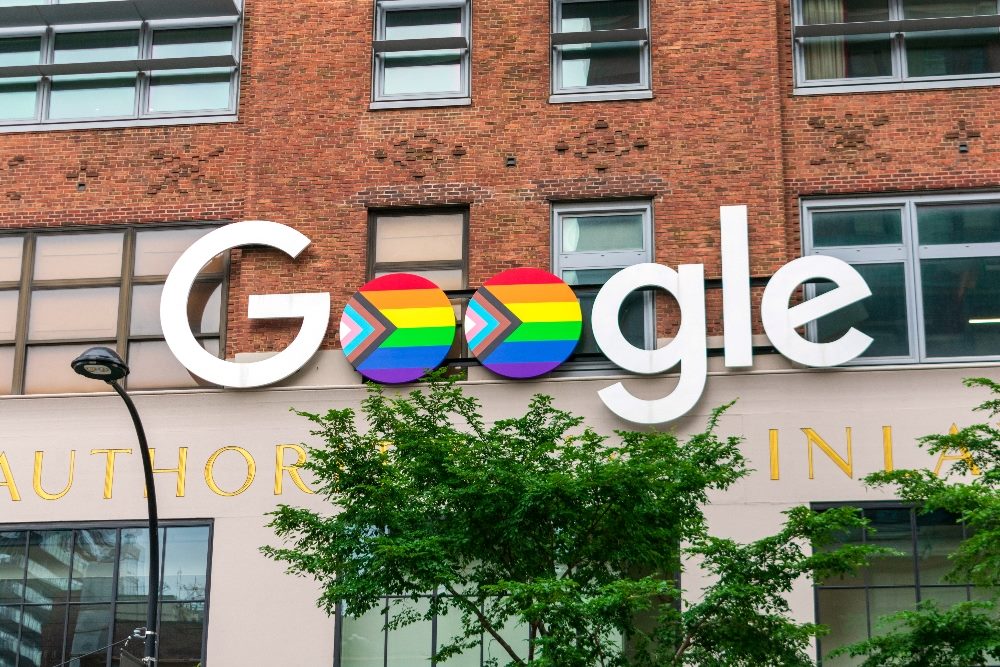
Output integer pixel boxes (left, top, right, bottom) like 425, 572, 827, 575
361, 273, 440, 291
485, 267, 563, 285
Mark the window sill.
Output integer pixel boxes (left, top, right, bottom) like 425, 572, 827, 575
0, 114, 238, 134
369, 97, 471, 110
794, 77, 1000, 95
549, 89, 653, 104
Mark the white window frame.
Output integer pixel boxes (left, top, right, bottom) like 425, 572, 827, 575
793, 0, 1000, 94
802, 192, 1000, 365
550, 0, 653, 103
551, 200, 655, 356
0, 0, 243, 132
371, 0, 472, 110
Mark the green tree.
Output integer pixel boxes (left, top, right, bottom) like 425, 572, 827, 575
834, 377, 1000, 667
264, 378, 876, 666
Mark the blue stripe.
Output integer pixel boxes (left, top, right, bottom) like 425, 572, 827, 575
483, 340, 578, 364
467, 299, 498, 350
358, 345, 452, 370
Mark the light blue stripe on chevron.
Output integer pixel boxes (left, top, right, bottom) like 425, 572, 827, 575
342, 303, 374, 357
468, 298, 499, 350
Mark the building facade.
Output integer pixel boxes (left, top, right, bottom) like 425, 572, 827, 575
0, 0, 998, 665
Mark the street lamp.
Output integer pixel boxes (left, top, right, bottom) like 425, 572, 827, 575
71, 347, 159, 665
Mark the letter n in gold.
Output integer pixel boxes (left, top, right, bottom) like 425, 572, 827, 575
802, 427, 853, 479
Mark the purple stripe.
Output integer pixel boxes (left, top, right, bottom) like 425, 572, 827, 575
482, 361, 562, 379
360, 368, 430, 384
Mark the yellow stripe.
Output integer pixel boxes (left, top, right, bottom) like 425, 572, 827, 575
507, 302, 581, 323
381, 306, 456, 328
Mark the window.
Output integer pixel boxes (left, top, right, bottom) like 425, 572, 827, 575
794, 0, 1000, 92
0, 522, 211, 667
813, 504, 990, 666
369, 209, 467, 289
551, 201, 653, 357
550, 0, 652, 103
0, 0, 242, 130
0, 225, 227, 395
371, 0, 471, 109
803, 194, 1000, 364
336, 594, 528, 667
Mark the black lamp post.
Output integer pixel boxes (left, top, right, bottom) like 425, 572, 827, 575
71, 347, 159, 664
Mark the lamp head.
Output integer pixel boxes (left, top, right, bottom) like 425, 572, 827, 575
71, 347, 129, 382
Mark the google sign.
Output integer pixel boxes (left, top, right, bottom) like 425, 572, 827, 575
160, 207, 874, 425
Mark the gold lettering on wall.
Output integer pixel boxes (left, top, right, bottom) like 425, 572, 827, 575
933, 423, 982, 477
768, 429, 780, 480
274, 444, 314, 496
204, 446, 256, 497
882, 426, 894, 472
803, 428, 853, 479
0, 452, 21, 502
90, 449, 132, 500
148, 447, 188, 498
33, 451, 75, 501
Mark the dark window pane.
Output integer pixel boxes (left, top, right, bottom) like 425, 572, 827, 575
0, 532, 26, 604
902, 0, 997, 19
905, 28, 1000, 77
921, 256, 1000, 357
0, 79, 37, 121
385, 8, 462, 39
815, 523, 865, 586
917, 203, 1000, 244
560, 42, 642, 87
65, 603, 111, 666
383, 51, 462, 95
561, 0, 640, 31
562, 213, 645, 251
565, 268, 645, 355
157, 602, 204, 665
71, 529, 117, 603
18, 603, 66, 667
814, 263, 910, 358
340, 604, 385, 666
816, 588, 867, 666
151, 27, 233, 58
25, 530, 72, 605
803, 34, 893, 80
865, 508, 915, 586
916, 510, 965, 585
0, 36, 39, 66
161, 527, 209, 602
117, 529, 164, 603
812, 209, 903, 246
0, 605, 22, 667
49, 74, 137, 119
112, 602, 147, 654
54, 31, 138, 64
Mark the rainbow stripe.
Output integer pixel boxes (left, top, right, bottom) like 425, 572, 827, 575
465, 268, 582, 379
340, 274, 455, 384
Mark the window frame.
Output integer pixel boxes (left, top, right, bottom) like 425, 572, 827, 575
366, 207, 469, 286
0, 0, 243, 132
0, 519, 213, 667
792, 0, 1000, 94
802, 192, 1000, 366
370, 0, 472, 110
549, 0, 653, 103
0, 223, 229, 396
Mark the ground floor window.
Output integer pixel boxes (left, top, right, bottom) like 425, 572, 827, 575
0, 522, 211, 667
813, 503, 989, 666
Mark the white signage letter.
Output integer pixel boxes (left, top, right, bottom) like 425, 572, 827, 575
161, 221, 330, 388
760, 255, 872, 367
593, 263, 707, 424
720, 205, 753, 367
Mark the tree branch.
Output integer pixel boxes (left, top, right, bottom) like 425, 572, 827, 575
443, 583, 525, 666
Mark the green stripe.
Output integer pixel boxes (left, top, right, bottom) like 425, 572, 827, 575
381, 326, 456, 348
506, 321, 582, 342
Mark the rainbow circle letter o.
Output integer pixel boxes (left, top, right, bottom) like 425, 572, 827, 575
464, 268, 583, 379
340, 274, 456, 384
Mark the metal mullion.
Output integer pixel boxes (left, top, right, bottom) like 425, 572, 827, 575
218, 248, 230, 363
373, 260, 465, 274
119, 229, 137, 384
14, 531, 28, 667
905, 202, 930, 362
39, 27, 52, 123
11, 234, 35, 396
130, 273, 224, 287
137, 21, 151, 118
58, 529, 77, 667
30, 277, 122, 290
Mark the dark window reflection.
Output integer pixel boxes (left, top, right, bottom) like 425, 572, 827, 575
921, 257, 1000, 358
814, 263, 910, 358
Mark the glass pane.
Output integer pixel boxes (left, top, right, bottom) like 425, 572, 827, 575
865, 508, 915, 586
161, 527, 209, 603
340, 603, 386, 666
921, 256, 1000, 357
49, 74, 137, 119
812, 209, 903, 246
25, 530, 72, 605
566, 268, 645, 354
131, 281, 221, 336
902, 0, 997, 19
802, 34, 893, 80
385, 8, 462, 39
65, 603, 111, 664
560, 42, 642, 87
920, 586, 969, 606
0, 237, 22, 281
0, 347, 12, 395
869, 587, 917, 633
158, 602, 204, 664
435, 603, 481, 667
24, 344, 114, 394
70, 529, 117, 603
561, 0, 640, 31
0, 291, 17, 340
112, 602, 146, 652
0, 36, 40, 66
149, 69, 232, 113
117, 528, 164, 602
383, 51, 462, 95
152, 27, 233, 58
0, 605, 23, 667
28, 287, 119, 340
375, 214, 464, 263
917, 203, 1000, 244
0, 0, 46, 5
0, 532, 26, 604
0, 78, 38, 121
816, 588, 866, 666
905, 28, 1000, 77
375, 269, 463, 290
134, 228, 222, 276
386, 597, 432, 667
916, 510, 964, 585
562, 213, 644, 252
126, 339, 219, 390
813, 263, 910, 358
802, 0, 890, 23
34, 233, 123, 280
54, 31, 139, 64
484, 615, 528, 665
816, 523, 865, 586
18, 603, 66, 667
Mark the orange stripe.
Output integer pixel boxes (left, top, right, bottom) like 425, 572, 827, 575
487, 283, 574, 304
363, 289, 449, 309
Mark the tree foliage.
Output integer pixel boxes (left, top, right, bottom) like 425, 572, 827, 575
264, 378, 877, 666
